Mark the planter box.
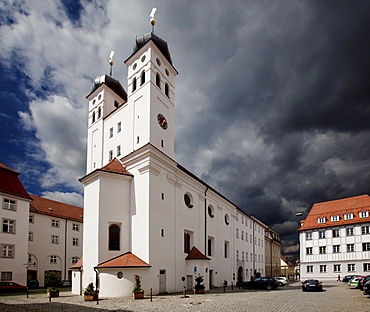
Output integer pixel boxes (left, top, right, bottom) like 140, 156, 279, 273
84, 293, 99, 301
47, 290, 59, 297
133, 291, 144, 299
195, 288, 205, 294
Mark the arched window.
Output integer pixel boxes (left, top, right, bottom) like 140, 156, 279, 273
208, 238, 212, 256
156, 73, 161, 88
109, 224, 120, 250
98, 107, 101, 119
140, 71, 145, 85
184, 232, 190, 254
165, 83, 169, 98
132, 77, 137, 92
92, 111, 96, 123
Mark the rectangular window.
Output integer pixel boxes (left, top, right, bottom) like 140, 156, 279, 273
362, 226, 370, 234
28, 232, 33, 241
29, 215, 34, 223
51, 235, 59, 244
71, 257, 79, 264
1, 245, 14, 258
236, 228, 239, 239
360, 211, 369, 218
348, 264, 356, 272
250, 234, 252, 243
72, 224, 79, 231
72, 238, 79, 246
242, 251, 244, 260
117, 122, 121, 133
306, 232, 312, 240
109, 127, 113, 138
2, 219, 15, 233
363, 243, 370, 251
307, 265, 313, 273
117, 145, 121, 156
331, 215, 340, 222
333, 245, 340, 253
344, 213, 353, 220
346, 228, 354, 236
236, 250, 239, 261
347, 244, 355, 252
241, 230, 244, 240
319, 231, 326, 239
109, 150, 113, 161
318, 217, 326, 224
1, 272, 12, 281
241, 216, 244, 224
319, 246, 326, 254
51, 220, 60, 228
332, 229, 340, 237
334, 264, 341, 272
364, 263, 370, 272
306, 247, 313, 255
28, 254, 32, 263
320, 265, 327, 273
50, 256, 57, 264
224, 241, 229, 258
3, 198, 16, 211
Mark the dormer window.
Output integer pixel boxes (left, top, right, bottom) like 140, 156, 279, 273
331, 215, 339, 222
344, 213, 353, 220
360, 211, 369, 218
318, 217, 326, 224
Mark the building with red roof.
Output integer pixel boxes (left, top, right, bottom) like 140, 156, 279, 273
298, 194, 370, 280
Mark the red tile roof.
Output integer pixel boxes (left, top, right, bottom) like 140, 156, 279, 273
30, 195, 83, 223
95, 252, 151, 268
185, 246, 210, 260
0, 162, 32, 200
70, 258, 83, 269
298, 194, 370, 231
100, 158, 133, 175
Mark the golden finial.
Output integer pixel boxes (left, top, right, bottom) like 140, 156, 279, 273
109, 51, 114, 76
150, 8, 157, 32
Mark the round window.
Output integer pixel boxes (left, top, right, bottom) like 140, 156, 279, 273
117, 271, 123, 279
133, 63, 137, 70
184, 193, 193, 208
156, 58, 161, 66
141, 55, 146, 62
208, 205, 214, 218
224, 214, 229, 225
165, 68, 169, 76
98, 94, 101, 100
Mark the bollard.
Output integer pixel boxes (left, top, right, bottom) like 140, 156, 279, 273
150, 288, 152, 302
49, 292, 51, 302
26, 290, 29, 298
96, 295, 99, 305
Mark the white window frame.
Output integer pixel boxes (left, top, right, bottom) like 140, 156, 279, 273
319, 246, 326, 254
1, 244, 14, 258
362, 226, 370, 234
306, 232, 312, 240
333, 245, 340, 253
332, 229, 340, 237
320, 265, 327, 273
50, 256, 57, 264
318, 217, 326, 224
360, 211, 369, 218
344, 213, 353, 220
319, 231, 326, 239
306, 247, 313, 255
347, 244, 355, 252
72, 223, 79, 231
1, 271, 12, 281
334, 264, 341, 272
3, 198, 16, 211
346, 228, 354, 236
307, 265, 313, 273
72, 238, 79, 246
29, 215, 34, 223
51, 235, 59, 244
348, 264, 356, 272
51, 219, 60, 228
71, 256, 79, 264
2, 218, 15, 234
364, 263, 370, 272
331, 215, 340, 222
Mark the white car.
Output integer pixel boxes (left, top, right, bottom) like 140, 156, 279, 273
348, 276, 363, 288
274, 277, 289, 286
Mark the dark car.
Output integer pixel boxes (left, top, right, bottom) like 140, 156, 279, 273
243, 277, 279, 290
302, 279, 323, 292
358, 275, 370, 290
0, 281, 28, 292
363, 280, 370, 296
27, 279, 39, 289
342, 275, 358, 282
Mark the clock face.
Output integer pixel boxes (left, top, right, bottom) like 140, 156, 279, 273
157, 113, 168, 130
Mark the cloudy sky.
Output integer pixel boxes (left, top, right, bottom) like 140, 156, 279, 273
1, 0, 370, 257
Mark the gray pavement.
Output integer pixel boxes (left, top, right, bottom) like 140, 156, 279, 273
1, 281, 369, 311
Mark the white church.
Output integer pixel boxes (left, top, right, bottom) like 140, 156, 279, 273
71, 15, 268, 297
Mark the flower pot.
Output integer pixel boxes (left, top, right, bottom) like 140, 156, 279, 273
84, 293, 98, 301
133, 291, 144, 299
195, 288, 205, 294
47, 290, 59, 297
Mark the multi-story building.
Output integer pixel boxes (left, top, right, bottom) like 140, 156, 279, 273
264, 225, 282, 277
0, 162, 32, 285
299, 194, 370, 280
71, 21, 272, 297
0, 162, 83, 287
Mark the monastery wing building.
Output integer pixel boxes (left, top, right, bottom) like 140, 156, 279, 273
72, 22, 275, 297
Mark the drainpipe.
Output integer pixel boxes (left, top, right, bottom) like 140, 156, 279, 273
64, 219, 68, 280
204, 186, 209, 255
252, 221, 255, 277
79, 267, 83, 295
94, 268, 99, 290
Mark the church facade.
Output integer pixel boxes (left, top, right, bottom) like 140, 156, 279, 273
71, 29, 268, 297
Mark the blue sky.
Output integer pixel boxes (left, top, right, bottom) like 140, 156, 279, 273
1, 0, 370, 256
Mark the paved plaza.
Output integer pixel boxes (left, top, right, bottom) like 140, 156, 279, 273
1, 281, 369, 311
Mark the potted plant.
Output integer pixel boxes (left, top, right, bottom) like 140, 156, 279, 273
44, 271, 61, 297
132, 274, 144, 299
195, 275, 205, 294
83, 283, 99, 301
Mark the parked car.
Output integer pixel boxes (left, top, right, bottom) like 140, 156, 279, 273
342, 275, 358, 282
358, 275, 370, 290
274, 277, 289, 286
363, 280, 370, 296
243, 277, 279, 290
27, 279, 39, 289
0, 281, 28, 292
302, 279, 323, 292
348, 276, 364, 288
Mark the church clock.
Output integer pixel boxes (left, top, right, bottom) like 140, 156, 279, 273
157, 113, 168, 130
